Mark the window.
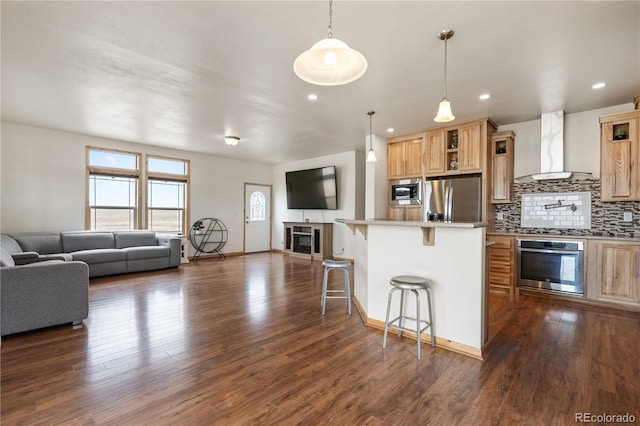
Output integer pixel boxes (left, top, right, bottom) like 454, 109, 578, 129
146, 155, 190, 235
87, 147, 141, 230
249, 191, 266, 221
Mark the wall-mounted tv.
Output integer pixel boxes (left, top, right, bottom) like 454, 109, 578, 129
286, 166, 338, 210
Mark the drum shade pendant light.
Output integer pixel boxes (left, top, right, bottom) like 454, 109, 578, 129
434, 30, 455, 123
294, 0, 368, 86
366, 111, 377, 162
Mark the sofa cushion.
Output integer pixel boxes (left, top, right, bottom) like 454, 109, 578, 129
10, 232, 63, 255
114, 231, 157, 249
62, 232, 115, 253
124, 245, 170, 261
71, 249, 125, 264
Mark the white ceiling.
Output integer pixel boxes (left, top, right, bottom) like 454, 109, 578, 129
2, 1, 639, 164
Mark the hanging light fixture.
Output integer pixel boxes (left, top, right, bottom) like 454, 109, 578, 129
366, 111, 377, 163
434, 29, 455, 123
224, 136, 240, 146
293, 0, 368, 86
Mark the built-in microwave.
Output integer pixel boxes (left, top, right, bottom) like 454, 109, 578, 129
389, 178, 422, 205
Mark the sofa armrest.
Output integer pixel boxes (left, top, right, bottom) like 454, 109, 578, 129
157, 236, 181, 267
1, 261, 89, 336
11, 251, 40, 265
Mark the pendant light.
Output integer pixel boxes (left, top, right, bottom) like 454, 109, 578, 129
366, 111, 377, 163
434, 29, 455, 123
294, 0, 368, 86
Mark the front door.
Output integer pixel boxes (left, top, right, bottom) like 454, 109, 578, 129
244, 183, 272, 253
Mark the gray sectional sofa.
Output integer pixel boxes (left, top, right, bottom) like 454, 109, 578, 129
5, 230, 181, 278
1, 235, 89, 336
0, 230, 181, 336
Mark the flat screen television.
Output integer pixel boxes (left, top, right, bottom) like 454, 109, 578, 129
286, 166, 338, 210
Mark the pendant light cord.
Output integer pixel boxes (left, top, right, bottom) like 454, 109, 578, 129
327, 0, 333, 38
442, 37, 448, 99
368, 111, 375, 149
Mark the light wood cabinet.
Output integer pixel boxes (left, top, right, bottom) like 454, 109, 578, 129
599, 111, 640, 202
387, 205, 422, 221
487, 235, 515, 294
587, 240, 640, 307
424, 119, 494, 177
387, 134, 424, 179
283, 222, 333, 261
490, 131, 515, 203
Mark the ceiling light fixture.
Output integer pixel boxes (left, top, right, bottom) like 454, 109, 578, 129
387, 128, 395, 133
308, 94, 318, 101
366, 111, 377, 163
592, 82, 606, 89
224, 136, 240, 146
479, 93, 491, 100
293, 0, 368, 86
434, 29, 455, 123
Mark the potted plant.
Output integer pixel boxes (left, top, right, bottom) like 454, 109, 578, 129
192, 220, 204, 234
614, 128, 628, 140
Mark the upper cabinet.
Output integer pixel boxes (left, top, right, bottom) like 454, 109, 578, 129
424, 119, 496, 177
387, 133, 424, 179
490, 131, 515, 204
599, 110, 640, 202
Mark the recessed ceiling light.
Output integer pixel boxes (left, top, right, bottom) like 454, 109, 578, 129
224, 136, 240, 146
387, 128, 394, 133
592, 82, 606, 89
308, 94, 318, 101
479, 93, 491, 100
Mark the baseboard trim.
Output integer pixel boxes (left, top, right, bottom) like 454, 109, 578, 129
352, 300, 484, 360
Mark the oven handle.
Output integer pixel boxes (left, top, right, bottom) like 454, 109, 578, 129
518, 248, 583, 255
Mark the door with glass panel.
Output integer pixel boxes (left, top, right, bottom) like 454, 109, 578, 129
244, 183, 272, 253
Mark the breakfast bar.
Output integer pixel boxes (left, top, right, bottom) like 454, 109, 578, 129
339, 219, 489, 359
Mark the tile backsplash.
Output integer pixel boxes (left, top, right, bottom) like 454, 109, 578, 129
494, 177, 640, 237
521, 192, 591, 229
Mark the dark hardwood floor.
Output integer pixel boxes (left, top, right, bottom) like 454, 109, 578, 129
2, 253, 639, 425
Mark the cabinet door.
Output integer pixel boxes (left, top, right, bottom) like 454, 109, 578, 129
595, 243, 639, 303
424, 131, 446, 175
458, 123, 482, 171
601, 118, 639, 201
387, 142, 406, 180
405, 206, 423, 221
387, 206, 406, 221
492, 154, 509, 202
404, 139, 424, 177
487, 236, 515, 294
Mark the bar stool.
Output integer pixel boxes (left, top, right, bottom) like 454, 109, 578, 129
382, 275, 435, 359
321, 260, 351, 315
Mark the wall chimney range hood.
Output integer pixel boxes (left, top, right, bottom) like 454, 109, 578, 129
515, 111, 593, 183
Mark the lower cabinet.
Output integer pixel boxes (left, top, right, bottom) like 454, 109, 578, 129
487, 235, 515, 294
587, 240, 640, 307
387, 206, 423, 221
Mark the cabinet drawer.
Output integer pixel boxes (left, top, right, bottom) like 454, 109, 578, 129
488, 236, 513, 249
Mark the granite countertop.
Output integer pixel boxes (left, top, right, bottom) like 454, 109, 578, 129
487, 231, 640, 242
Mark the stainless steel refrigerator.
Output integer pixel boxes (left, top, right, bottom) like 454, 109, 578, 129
424, 174, 482, 222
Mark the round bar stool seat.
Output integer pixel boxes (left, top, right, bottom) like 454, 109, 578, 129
382, 275, 435, 359
321, 260, 351, 315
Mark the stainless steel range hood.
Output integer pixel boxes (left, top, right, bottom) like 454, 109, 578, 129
515, 111, 593, 182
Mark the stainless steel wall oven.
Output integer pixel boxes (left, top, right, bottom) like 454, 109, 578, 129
516, 239, 584, 295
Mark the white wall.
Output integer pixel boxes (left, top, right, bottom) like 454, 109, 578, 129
498, 103, 633, 179
365, 134, 388, 220
0, 122, 273, 254
272, 151, 363, 260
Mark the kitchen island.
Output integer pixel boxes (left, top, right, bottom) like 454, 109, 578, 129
338, 219, 489, 359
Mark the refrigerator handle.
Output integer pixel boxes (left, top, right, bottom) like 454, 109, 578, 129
446, 183, 454, 222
